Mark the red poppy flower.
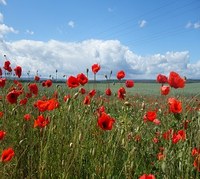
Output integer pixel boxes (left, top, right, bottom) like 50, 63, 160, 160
24, 114, 31, 121
34, 115, 50, 128
160, 86, 170, 95
193, 154, 200, 172
105, 88, 112, 96
19, 98, 28, 105
45, 79, 53, 87
0, 111, 3, 118
92, 63, 101, 74
83, 95, 90, 105
67, 76, 80, 88
0, 78, 6, 88
34, 75, 40, 81
79, 87, 86, 94
6, 90, 21, 104
116, 70, 125, 80
34, 98, 59, 112
143, 111, 157, 122
139, 174, 156, 179
168, 71, 185, 89
192, 148, 200, 156
118, 87, 126, 99
14, 66, 22, 78
157, 74, 168, 84
64, 94, 70, 102
1, 148, 15, 162
77, 73, 88, 85
172, 130, 186, 144
0, 130, 6, 140
168, 98, 182, 114
97, 112, 115, 130
29, 83, 38, 96
162, 129, 173, 140
3, 61, 12, 72
89, 89, 96, 98
125, 80, 134, 88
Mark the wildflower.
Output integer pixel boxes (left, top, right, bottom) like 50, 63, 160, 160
24, 114, 31, 121
193, 154, 200, 172
3, 61, 12, 72
168, 98, 182, 114
67, 76, 79, 88
143, 111, 157, 122
14, 66, 22, 78
125, 80, 134, 88
34, 115, 50, 128
29, 83, 38, 96
45, 79, 53, 87
89, 89, 96, 98
0, 112, 3, 118
139, 174, 156, 179
0, 78, 6, 88
157, 152, 165, 160
20, 98, 28, 106
116, 70, 125, 80
77, 73, 88, 85
34, 98, 59, 112
118, 87, 126, 99
168, 71, 185, 89
6, 90, 21, 104
162, 129, 173, 140
92, 63, 101, 74
0, 130, 6, 140
157, 74, 168, 84
192, 148, 200, 156
160, 86, 170, 95
83, 95, 90, 105
64, 94, 70, 102
79, 87, 86, 94
34, 75, 40, 81
172, 130, 186, 144
1, 148, 15, 162
105, 88, 112, 96
97, 112, 115, 130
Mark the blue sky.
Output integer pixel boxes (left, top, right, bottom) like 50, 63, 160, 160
0, 0, 200, 79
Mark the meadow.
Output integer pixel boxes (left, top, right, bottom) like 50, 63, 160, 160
0, 62, 200, 179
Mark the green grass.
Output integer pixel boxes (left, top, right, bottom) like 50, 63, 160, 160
0, 80, 200, 178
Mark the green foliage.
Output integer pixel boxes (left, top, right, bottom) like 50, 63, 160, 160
0, 81, 200, 178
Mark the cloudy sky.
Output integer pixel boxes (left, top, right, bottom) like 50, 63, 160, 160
0, 0, 200, 79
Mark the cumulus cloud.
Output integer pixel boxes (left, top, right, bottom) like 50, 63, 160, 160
0, 0, 6, 5
0, 39, 200, 79
68, 20, 75, 28
0, 12, 3, 23
194, 22, 200, 29
138, 20, 147, 28
0, 24, 18, 38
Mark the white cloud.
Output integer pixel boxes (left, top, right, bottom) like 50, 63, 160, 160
68, 20, 75, 28
194, 22, 200, 29
26, 30, 34, 35
0, 0, 6, 5
0, 24, 18, 38
139, 20, 147, 28
0, 39, 200, 79
185, 21, 200, 29
0, 13, 3, 23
